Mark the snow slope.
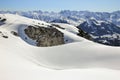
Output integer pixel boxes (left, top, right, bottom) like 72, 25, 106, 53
1, 14, 120, 80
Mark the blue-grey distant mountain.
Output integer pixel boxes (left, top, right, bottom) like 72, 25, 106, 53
0, 10, 120, 26
77, 19, 120, 46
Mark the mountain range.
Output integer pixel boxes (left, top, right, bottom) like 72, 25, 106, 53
1, 10, 120, 26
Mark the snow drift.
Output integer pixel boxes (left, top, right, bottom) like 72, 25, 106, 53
1, 13, 120, 80
0, 13, 120, 69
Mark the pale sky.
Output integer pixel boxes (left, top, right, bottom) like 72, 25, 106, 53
0, 0, 120, 12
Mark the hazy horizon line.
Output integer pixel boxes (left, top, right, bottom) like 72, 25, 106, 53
0, 9, 120, 13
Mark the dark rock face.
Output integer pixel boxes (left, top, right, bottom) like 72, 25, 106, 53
2, 35, 8, 38
11, 31, 19, 37
77, 27, 92, 40
0, 31, 8, 38
0, 18, 6, 22
0, 17, 6, 25
52, 24, 65, 29
24, 25, 64, 47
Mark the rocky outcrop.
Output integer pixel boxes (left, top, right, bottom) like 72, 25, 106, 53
52, 24, 65, 29
0, 18, 6, 22
11, 31, 19, 37
0, 17, 6, 25
77, 27, 92, 40
24, 25, 64, 47
0, 31, 8, 38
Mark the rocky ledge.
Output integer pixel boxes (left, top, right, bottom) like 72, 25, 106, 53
24, 25, 64, 47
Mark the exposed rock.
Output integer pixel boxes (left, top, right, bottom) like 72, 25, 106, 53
52, 24, 65, 29
24, 25, 64, 47
11, 31, 19, 37
77, 27, 92, 40
2, 35, 8, 38
0, 18, 6, 25
0, 31, 8, 38
0, 18, 6, 22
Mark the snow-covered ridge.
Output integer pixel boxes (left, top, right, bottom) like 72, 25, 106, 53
0, 13, 120, 70
0, 14, 84, 47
